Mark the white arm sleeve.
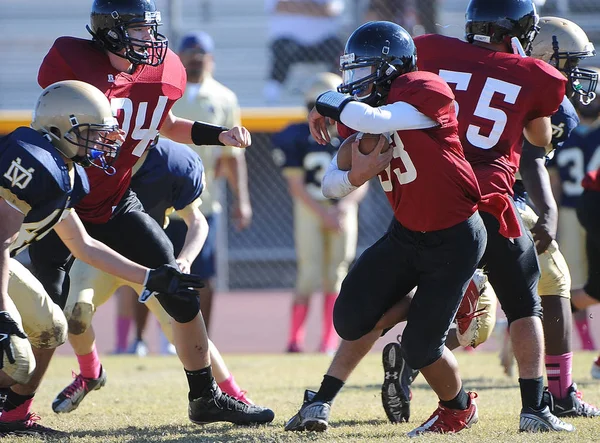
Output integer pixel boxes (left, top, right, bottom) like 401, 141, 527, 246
340, 100, 438, 134
321, 154, 357, 199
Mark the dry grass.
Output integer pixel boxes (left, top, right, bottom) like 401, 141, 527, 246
4, 351, 600, 442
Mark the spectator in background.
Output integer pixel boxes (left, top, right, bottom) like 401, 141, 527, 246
263, 0, 345, 104
170, 31, 252, 333
549, 77, 600, 353
364, 0, 439, 35
271, 73, 367, 353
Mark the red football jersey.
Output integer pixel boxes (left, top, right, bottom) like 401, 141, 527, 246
414, 34, 566, 198
583, 170, 600, 192
38, 37, 186, 223
341, 72, 480, 232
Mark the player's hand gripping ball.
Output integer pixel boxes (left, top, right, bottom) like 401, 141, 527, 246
336, 132, 390, 171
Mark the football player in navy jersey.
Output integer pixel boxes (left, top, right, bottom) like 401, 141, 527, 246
272, 73, 367, 354
0, 80, 204, 436
64, 136, 263, 406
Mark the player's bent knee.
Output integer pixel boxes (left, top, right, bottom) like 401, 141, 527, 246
1, 336, 36, 385
332, 301, 372, 341
538, 246, 571, 299
65, 302, 93, 336
401, 342, 443, 370
156, 293, 200, 324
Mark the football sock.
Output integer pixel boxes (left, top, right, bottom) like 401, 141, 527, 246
0, 391, 34, 421
312, 375, 345, 404
77, 344, 102, 379
218, 375, 243, 399
546, 352, 572, 399
116, 316, 132, 352
288, 302, 309, 349
519, 376, 544, 410
186, 365, 213, 400
575, 316, 595, 350
440, 386, 469, 410
320, 293, 338, 352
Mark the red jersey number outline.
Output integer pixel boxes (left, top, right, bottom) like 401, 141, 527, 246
438, 70, 522, 150
111, 96, 169, 157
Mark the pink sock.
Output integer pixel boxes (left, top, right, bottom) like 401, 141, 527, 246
219, 375, 242, 398
0, 397, 33, 422
116, 316, 132, 352
546, 352, 573, 399
320, 293, 338, 352
77, 344, 102, 380
288, 303, 309, 348
575, 316, 596, 350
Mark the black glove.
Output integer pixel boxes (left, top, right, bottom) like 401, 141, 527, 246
0, 311, 28, 368
145, 264, 205, 298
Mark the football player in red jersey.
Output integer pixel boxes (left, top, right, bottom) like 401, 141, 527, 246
286, 21, 488, 437
25, 0, 273, 428
407, 0, 573, 432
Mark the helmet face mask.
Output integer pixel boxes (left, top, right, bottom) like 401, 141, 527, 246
32, 81, 122, 175
88, 0, 168, 66
337, 21, 416, 106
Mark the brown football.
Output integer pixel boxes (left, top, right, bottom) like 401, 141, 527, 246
336, 132, 390, 171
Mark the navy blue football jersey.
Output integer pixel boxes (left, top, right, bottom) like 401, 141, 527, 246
551, 124, 600, 208
514, 96, 580, 203
0, 127, 89, 256
272, 123, 342, 200
131, 138, 204, 225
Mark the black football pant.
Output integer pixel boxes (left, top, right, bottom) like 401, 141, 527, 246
577, 189, 600, 301
334, 212, 487, 370
28, 190, 193, 319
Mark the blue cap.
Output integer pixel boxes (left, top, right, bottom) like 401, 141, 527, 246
179, 31, 214, 54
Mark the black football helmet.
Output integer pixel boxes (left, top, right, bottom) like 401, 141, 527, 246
337, 21, 416, 106
87, 0, 168, 66
465, 0, 540, 55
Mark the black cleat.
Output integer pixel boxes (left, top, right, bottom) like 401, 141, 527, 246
0, 413, 67, 437
551, 383, 600, 418
381, 341, 419, 423
189, 379, 274, 425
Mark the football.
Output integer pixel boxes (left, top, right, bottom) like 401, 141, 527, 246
336, 132, 390, 171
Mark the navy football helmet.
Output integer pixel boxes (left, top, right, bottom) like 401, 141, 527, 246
337, 21, 417, 106
87, 0, 168, 66
465, 0, 540, 55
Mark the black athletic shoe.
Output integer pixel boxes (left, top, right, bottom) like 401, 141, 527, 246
0, 413, 67, 437
381, 341, 419, 423
551, 383, 600, 418
189, 379, 274, 425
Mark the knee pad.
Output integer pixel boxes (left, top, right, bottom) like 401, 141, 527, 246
65, 301, 94, 336
332, 297, 371, 341
155, 292, 200, 324
2, 335, 36, 385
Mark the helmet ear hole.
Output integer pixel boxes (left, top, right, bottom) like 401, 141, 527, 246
49, 126, 61, 139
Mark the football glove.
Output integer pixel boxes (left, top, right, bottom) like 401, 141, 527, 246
144, 264, 205, 300
0, 311, 28, 368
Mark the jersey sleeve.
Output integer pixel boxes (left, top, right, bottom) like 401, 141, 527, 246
171, 152, 205, 211
271, 126, 304, 169
550, 96, 580, 150
387, 72, 455, 125
0, 135, 60, 215
38, 38, 77, 88
526, 60, 567, 121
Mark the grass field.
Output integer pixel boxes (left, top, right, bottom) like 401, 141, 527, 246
5, 351, 600, 442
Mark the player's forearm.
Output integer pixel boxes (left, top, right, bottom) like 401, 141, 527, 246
520, 148, 558, 216
341, 180, 369, 205
160, 115, 227, 147
222, 156, 251, 207
179, 213, 209, 269
75, 239, 148, 285
322, 155, 358, 199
